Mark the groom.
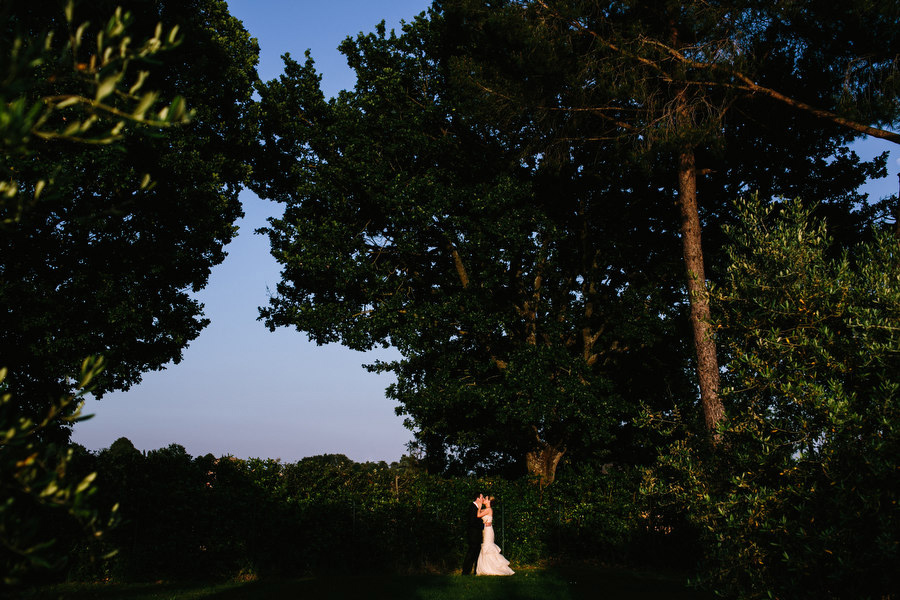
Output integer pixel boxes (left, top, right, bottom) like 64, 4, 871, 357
462, 492, 484, 575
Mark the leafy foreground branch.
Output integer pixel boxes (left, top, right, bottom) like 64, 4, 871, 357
0, 357, 118, 586
1, 0, 191, 209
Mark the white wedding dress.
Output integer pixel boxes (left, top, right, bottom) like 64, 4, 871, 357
475, 513, 514, 576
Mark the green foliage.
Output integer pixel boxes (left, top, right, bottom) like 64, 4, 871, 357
251, 0, 896, 482
0, 0, 258, 434
0, 0, 254, 587
0, 357, 117, 585
643, 197, 900, 599
439, 0, 896, 248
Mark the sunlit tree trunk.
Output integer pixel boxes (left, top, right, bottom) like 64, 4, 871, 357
677, 144, 725, 433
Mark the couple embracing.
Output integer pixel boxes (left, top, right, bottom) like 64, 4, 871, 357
462, 492, 515, 576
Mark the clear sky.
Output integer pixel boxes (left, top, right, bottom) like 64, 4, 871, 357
71, 0, 433, 464
70, 0, 899, 464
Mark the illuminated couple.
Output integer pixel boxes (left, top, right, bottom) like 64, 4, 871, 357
462, 492, 515, 576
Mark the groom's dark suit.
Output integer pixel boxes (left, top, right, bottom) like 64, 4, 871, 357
462, 501, 484, 575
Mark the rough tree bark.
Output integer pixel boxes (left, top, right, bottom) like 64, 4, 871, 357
525, 435, 566, 487
677, 144, 725, 433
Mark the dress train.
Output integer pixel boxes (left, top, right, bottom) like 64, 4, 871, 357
475, 520, 514, 576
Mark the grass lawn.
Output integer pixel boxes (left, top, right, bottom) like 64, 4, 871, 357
21, 566, 711, 600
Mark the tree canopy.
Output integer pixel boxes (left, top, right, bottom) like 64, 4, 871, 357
0, 0, 227, 581
251, 1, 894, 482
0, 0, 259, 432
251, 15, 714, 483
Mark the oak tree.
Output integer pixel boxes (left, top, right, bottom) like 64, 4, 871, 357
251, 16, 691, 483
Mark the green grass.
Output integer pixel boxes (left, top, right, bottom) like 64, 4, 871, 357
23, 566, 710, 600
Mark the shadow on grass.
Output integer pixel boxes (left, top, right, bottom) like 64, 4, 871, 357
25, 566, 712, 600
16, 581, 238, 600
205, 568, 710, 600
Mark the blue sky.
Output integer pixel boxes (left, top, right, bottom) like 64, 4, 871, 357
72, 0, 432, 463
70, 0, 900, 463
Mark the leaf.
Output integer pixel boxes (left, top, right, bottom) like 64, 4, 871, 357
15, 453, 38, 468
33, 180, 46, 200
95, 74, 119, 102
75, 472, 97, 495
129, 70, 149, 95
55, 96, 80, 109
73, 24, 90, 54
133, 91, 158, 120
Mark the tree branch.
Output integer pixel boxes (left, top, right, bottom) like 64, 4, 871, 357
636, 36, 900, 144
535, 1, 900, 145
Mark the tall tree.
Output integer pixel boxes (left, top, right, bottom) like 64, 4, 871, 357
251, 16, 692, 483
0, 0, 259, 434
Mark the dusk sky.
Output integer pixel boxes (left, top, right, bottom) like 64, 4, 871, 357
70, 0, 899, 464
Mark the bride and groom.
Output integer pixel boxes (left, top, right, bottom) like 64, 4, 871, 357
462, 492, 515, 576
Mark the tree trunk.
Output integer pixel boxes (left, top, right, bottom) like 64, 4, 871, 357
525, 440, 566, 486
677, 145, 726, 433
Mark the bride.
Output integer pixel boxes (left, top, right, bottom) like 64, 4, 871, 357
476, 496, 515, 576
